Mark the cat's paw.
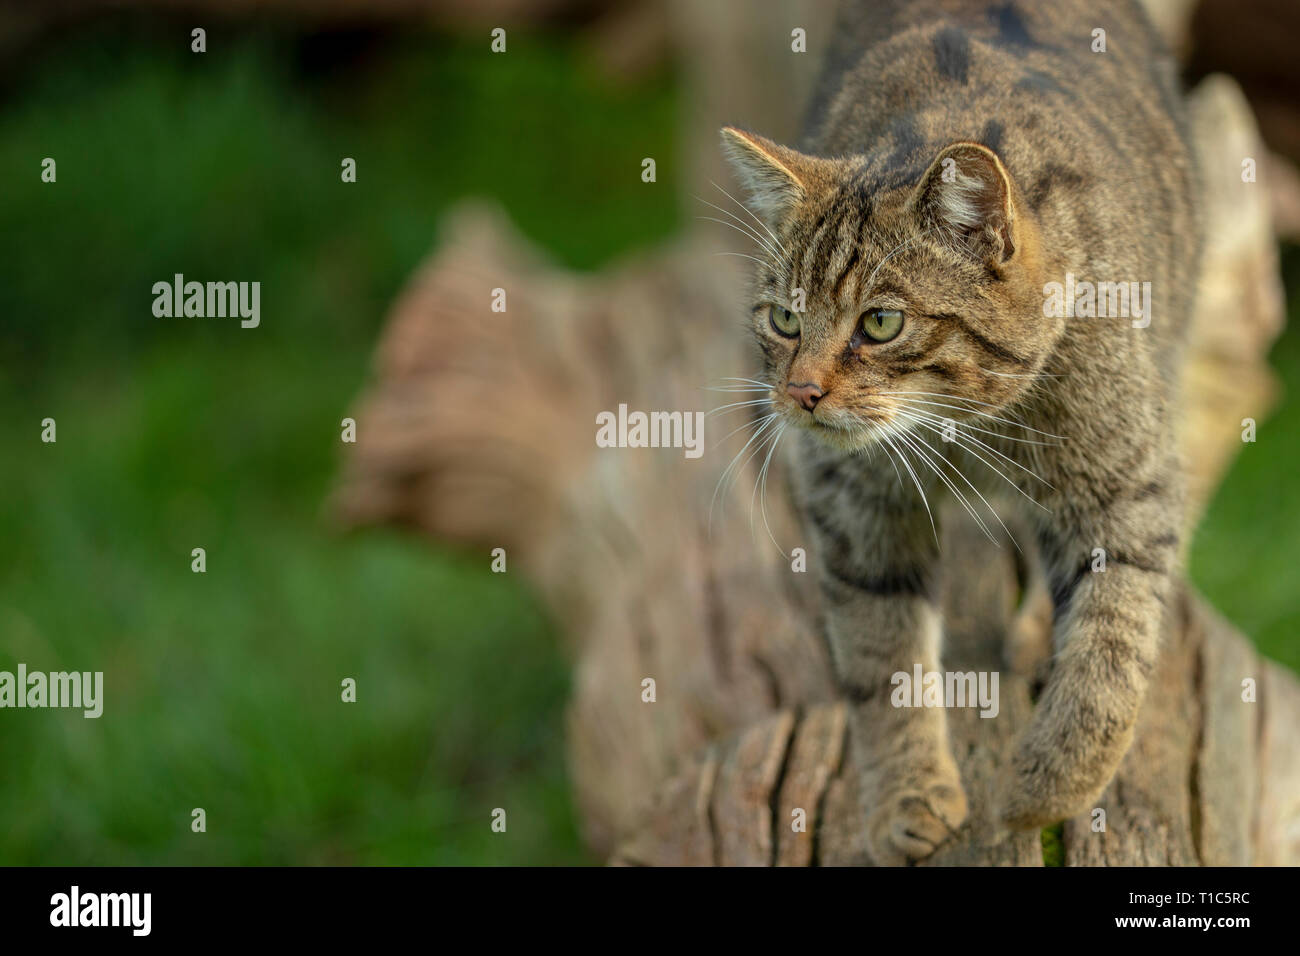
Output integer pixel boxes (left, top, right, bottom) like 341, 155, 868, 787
995, 739, 1109, 830
865, 778, 968, 865
996, 642, 1142, 829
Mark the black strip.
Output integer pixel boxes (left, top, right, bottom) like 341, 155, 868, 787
831, 248, 860, 301
823, 560, 933, 598
1049, 559, 1092, 621
931, 312, 1029, 366
1131, 480, 1166, 502
932, 26, 971, 84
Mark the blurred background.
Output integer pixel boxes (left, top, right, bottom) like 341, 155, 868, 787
0, 0, 1296, 865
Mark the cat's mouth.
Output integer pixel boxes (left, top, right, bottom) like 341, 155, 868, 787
809, 412, 885, 431
798, 398, 892, 426
792, 402, 898, 451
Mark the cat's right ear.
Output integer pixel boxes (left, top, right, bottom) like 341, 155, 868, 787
720, 127, 820, 227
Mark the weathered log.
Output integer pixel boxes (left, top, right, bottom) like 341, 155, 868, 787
331, 56, 1298, 863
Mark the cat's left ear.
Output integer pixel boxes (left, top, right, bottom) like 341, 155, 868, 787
720, 127, 833, 228
912, 142, 1019, 265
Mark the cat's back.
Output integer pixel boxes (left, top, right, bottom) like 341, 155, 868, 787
803, 0, 1199, 356
805, 0, 1180, 144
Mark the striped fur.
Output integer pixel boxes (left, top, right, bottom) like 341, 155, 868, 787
722, 0, 1199, 862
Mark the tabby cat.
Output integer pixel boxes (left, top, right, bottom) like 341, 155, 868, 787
721, 0, 1199, 864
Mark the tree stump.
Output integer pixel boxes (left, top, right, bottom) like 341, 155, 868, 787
331, 68, 1300, 865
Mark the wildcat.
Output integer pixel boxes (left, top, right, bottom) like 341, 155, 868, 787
721, 0, 1199, 864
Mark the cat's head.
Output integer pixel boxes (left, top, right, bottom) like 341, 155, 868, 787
721, 126, 1056, 454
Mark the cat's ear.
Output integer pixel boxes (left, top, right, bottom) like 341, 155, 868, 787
912, 142, 1018, 265
720, 127, 824, 227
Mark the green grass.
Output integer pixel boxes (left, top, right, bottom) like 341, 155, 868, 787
0, 22, 680, 372
1, 344, 588, 864
0, 21, 679, 865
1188, 247, 1300, 672
1040, 823, 1065, 867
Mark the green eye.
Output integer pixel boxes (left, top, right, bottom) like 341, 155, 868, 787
861, 308, 904, 343
768, 304, 800, 338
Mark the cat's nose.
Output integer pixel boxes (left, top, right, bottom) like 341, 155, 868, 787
787, 381, 824, 411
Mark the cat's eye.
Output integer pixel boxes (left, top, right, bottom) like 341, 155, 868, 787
860, 308, 904, 343
768, 304, 800, 338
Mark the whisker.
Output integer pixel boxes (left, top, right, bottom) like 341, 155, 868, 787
892, 427, 999, 545
759, 423, 788, 555
879, 392, 1064, 440
892, 402, 1056, 446
710, 179, 786, 253
893, 405, 1055, 490
879, 390, 1030, 412
701, 377, 773, 394
696, 215, 783, 263
879, 431, 938, 546
892, 414, 1029, 545
695, 196, 784, 260
709, 413, 780, 534
750, 422, 788, 557
731, 417, 785, 531
939, 428, 1054, 511
706, 398, 773, 418
868, 422, 905, 490
712, 252, 770, 267
979, 366, 1063, 379
715, 410, 778, 446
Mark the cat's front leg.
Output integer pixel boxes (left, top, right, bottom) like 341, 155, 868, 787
997, 495, 1180, 828
802, 458, 967, 864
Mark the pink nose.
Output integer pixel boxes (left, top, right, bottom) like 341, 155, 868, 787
787, 382, 824, 411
